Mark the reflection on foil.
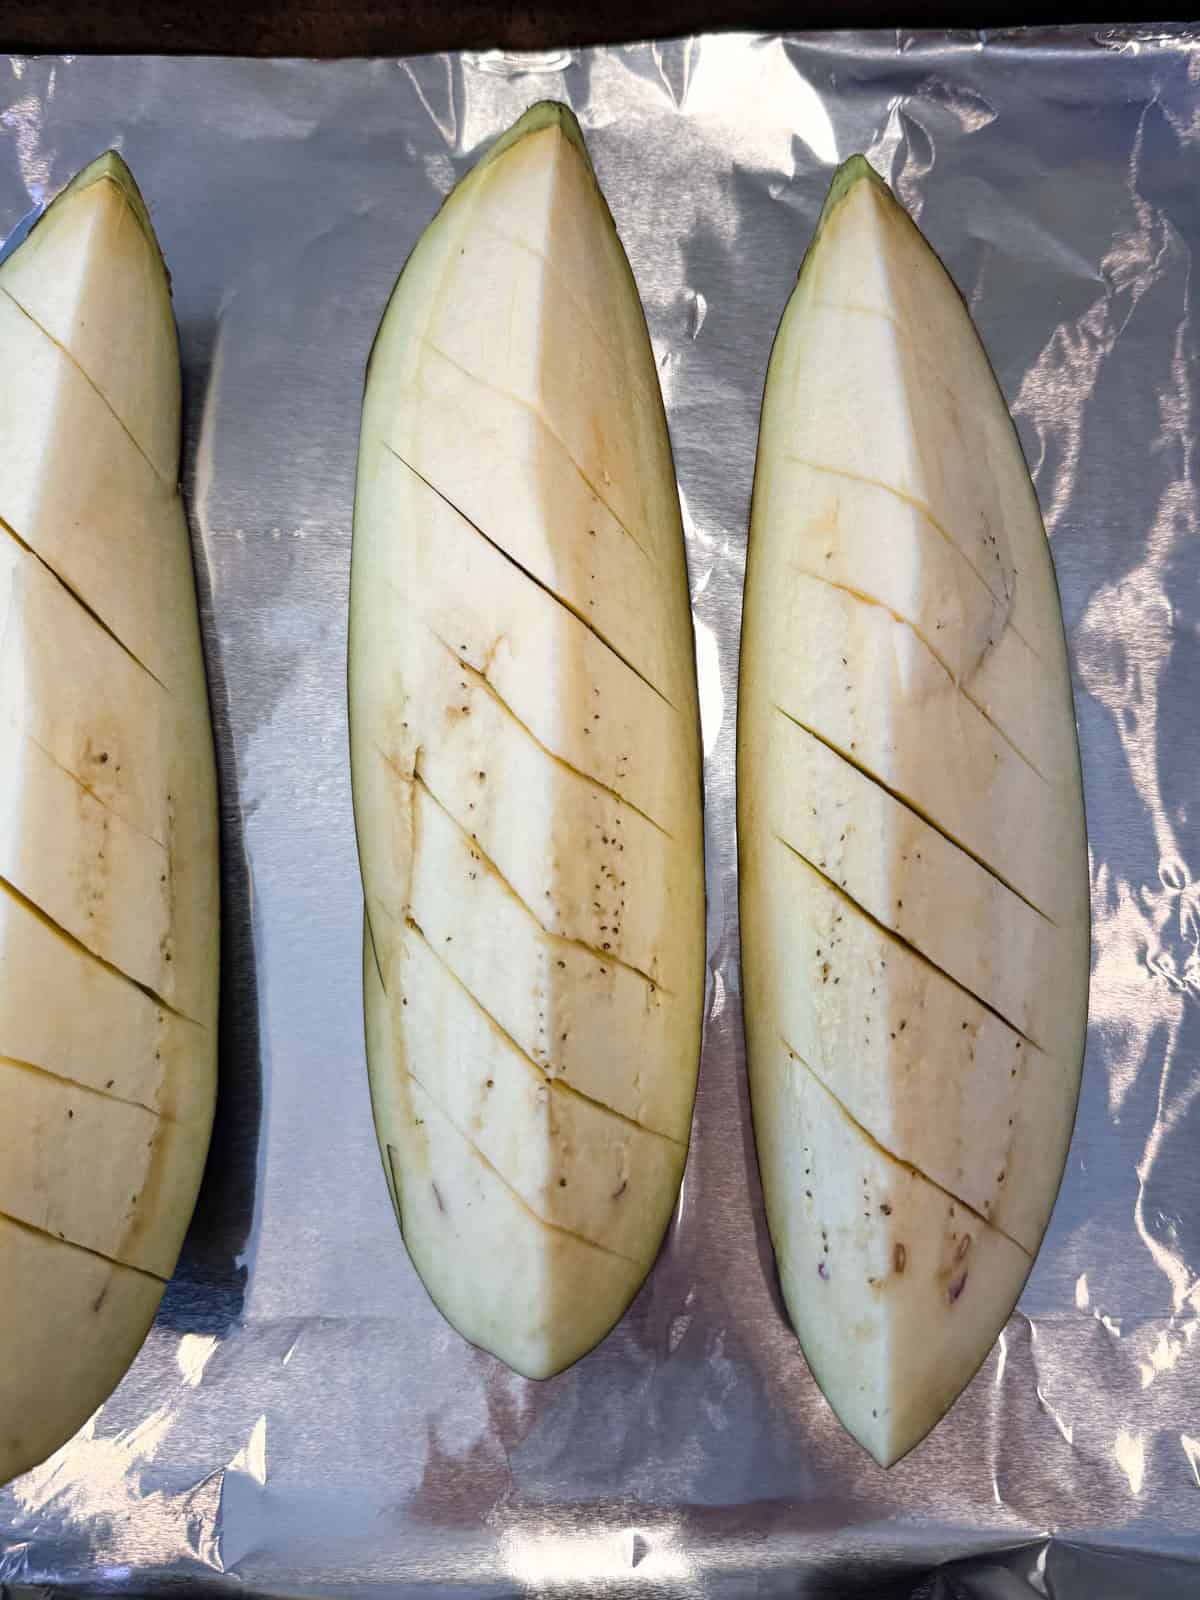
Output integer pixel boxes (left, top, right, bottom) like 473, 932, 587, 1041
225, 1420, 270, 1491
11, 1404, 175, 1529
682, 36, 837, 169
177, 1333, 221, 1388
2, 28, 1200, 1598
500, 1525, 694, 1589
693, 616, 723, 758
465, 50, 575, 77
1114, 1427, 1147, 1496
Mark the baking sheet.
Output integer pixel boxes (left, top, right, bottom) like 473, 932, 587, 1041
2, 28, 1200, 1595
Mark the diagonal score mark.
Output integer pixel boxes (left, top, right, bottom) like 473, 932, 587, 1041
0, 514, 170, 694
402, 913, 684, 1147
0, 1052, 176, 1123
387, 1112, 645, 1269
779, 1035, 1033, 1259
961, 692, 1051, 789
24, 728, 168, 852
428, 627, 674, 839
794, 569, 1052, 786
772, 704, 1056, 926
0, 1204, 169, 1283
403, 759, 669, 995
771, 833, 1047, 1052
417, 333, 659, 569
381, 442, 677, 714
484, 224, 631, 378
813, 293, 1063, 532
1, 286, 174, 488
814, 298, 905, 335
783, 453, 1045, 665
0, 874, 206, 1031
784, 451, 1006, 604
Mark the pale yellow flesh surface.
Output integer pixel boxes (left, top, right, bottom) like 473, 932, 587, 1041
0, 1215, 163, 1485
0, 884, 207, 1122
364, 932, 649, 1378
0, 154, 181, 483
389, 926, 684, 1265
0, 153, 218, 1485
0, 1056, 209, 1277
738, 158, 1089, 1465
754, 1036, 1032, 1465
757, 836, 1071, 1258
350, 103, 704, 1377
0, 289, 188, 693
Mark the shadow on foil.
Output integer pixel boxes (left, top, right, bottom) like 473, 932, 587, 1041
157, 331, 263, 1339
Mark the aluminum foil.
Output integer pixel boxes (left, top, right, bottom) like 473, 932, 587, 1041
2, 28, 1200, 1595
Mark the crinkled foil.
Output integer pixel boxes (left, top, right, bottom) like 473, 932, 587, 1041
2, 29, 1199, 1596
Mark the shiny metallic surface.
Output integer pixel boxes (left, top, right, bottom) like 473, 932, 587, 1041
2, 30, 1199, 1594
